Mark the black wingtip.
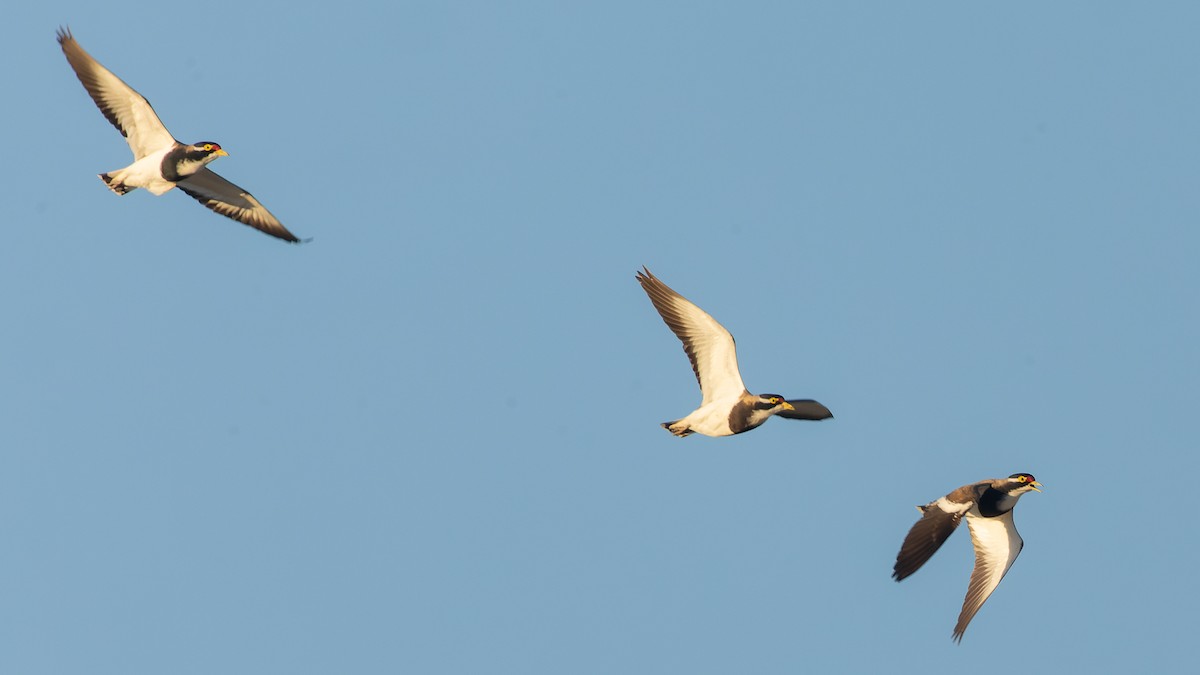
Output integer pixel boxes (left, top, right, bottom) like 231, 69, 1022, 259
892, 560, 916, 582
778, 399, 834, 421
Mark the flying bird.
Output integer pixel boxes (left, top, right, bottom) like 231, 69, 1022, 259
56, 27, 304, 243
892, 473, 1043, 642
635, 267, 832, 437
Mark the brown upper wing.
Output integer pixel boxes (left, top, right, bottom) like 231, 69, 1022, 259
893, 481, 989, 581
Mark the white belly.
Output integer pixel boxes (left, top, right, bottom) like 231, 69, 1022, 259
108, 148, 177, 195
677, 400, 739, 437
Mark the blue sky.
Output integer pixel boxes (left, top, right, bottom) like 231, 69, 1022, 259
3, 1, 1198, 672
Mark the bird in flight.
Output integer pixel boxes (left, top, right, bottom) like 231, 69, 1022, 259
635, 266, 832, 437
56, 27, 304, 243
893, 473, 1043, 642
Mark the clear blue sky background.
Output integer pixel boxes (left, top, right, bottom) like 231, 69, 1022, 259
3, 2, 1197, 672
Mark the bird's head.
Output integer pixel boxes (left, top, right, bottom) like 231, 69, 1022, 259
171, 142, 230, 178
190, 141, 229, 160
754, 394, 795, 412
1006, 473, 1043, 494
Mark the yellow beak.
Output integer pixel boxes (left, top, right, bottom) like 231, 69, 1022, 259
215, 148, 229, 157
781, 401, 795, 411
1030, 481, 1044, 492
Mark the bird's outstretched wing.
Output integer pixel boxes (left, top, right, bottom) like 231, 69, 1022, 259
57, 27, 176, 159
777, 399, 833, 420
176, 168, 302, 243
954, 510, 1024, 642
893, 482, 988, 581
636, 267, 747, 405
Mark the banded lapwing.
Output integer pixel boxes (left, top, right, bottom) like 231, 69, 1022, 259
57, 27, 304, 243
635, 266, 832, 437
893, 473, 1043, 642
